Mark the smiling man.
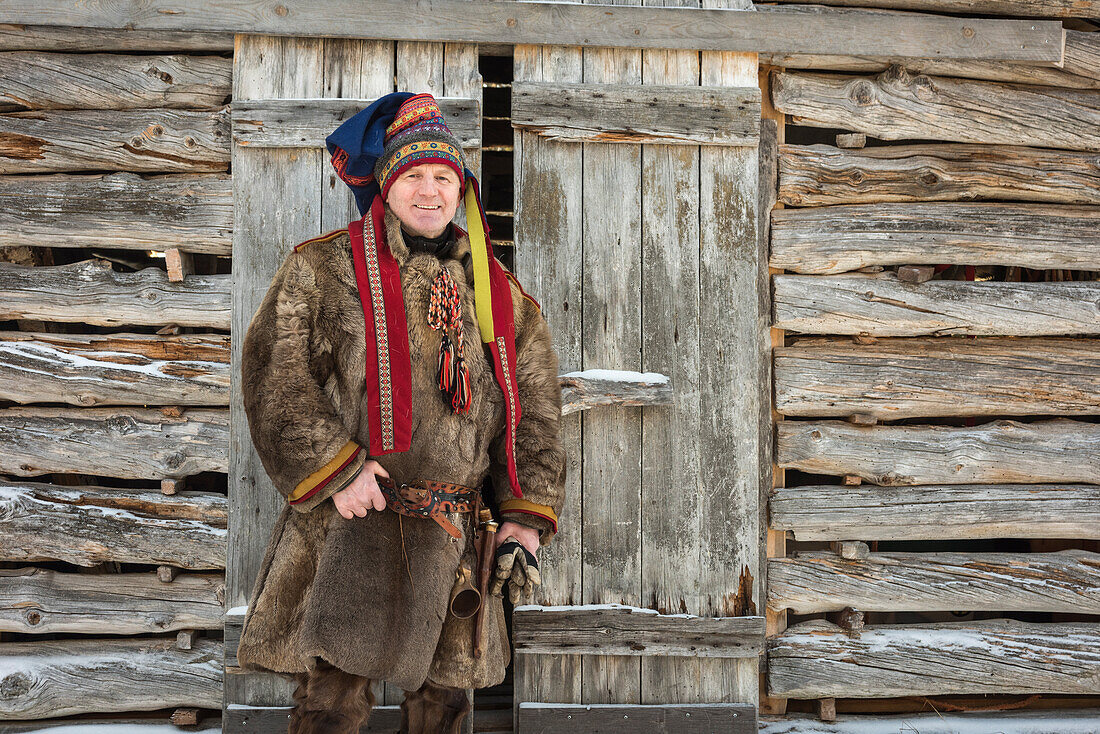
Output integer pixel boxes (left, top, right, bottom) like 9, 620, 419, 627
235, 93, 566, 734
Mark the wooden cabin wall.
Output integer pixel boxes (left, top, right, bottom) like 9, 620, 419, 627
760, 6, 1100, 727
0, 27, 232, 730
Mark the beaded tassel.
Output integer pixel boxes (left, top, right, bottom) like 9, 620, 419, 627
427, 267, 471, 414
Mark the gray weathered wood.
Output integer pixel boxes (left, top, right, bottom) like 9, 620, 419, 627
559, 370, 672, 415
0, 172, 232, 254
762, 0, 1097, 18
771, 202, 1100, 274
775, 337, 1100, 419
1064, 29, 1100, 83
0, 331, 229, 407
778, 419, 1100, 486
518, 703, 756, 733
0, 24, 232, 52
511, 81, 759, 145
0, 1, 1064, 62
579, 10, 644, 706
0, 108, 229, 174
226, 35, 323, 714
759, 710, 1100, 734
231, 96, 480, 149
772, 68, 1100, 152
0, 480, 226, 569
769, 550, 1100, 614
778, 143, 1100, 206
0, 52, 230, 111
0, 718, 220, 733
774, 274, 1100, 337
768, 619, 1100, 698
0, 567, 224, 634
0, 407, 228, 479
771, 483, 1100, 541
0, 259, 230, 328
222, 704, 401, 732
637, 22, 707, 707
513, 40, 585, 713
513, 605, 764, 658
0, 638, 222, 719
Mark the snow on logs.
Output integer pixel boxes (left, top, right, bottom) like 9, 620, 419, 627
0, 567, 224, 634
0, 332, 229, 407
774, 337, 1100, 419
768, 619, 1100, 698
0, 480, 226, 569
0, 637, 222, 719
0, 259, 230, 329
558, 369, 672, 415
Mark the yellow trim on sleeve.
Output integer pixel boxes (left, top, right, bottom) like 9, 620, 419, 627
288, 440, 361, 502
499, 498, 559, 526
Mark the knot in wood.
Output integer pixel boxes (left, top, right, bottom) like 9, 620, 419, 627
23, 608, 42, 626
0, 672, 31, 699
849, 80, 876, 108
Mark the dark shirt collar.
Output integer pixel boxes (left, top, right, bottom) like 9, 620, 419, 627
401, 223, 456, 259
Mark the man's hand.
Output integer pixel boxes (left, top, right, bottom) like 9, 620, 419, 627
331, 460, 389, 520
495, 521, 539, 556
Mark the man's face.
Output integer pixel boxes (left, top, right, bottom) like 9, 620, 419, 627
385, 162, 462, 239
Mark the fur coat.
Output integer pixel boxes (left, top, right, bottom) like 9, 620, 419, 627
236, 208, 566, 691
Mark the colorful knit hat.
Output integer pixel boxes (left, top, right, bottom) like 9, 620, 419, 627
375, 94, 466, 199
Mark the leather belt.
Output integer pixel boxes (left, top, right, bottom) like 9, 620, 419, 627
376, 476, 480, 540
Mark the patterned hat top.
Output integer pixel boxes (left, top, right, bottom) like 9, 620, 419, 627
376, 94, 465, 199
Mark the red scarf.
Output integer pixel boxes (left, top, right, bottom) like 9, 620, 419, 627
348, 193, 524, 498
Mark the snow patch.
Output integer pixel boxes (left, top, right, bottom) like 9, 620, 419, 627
560, 369, 669, 384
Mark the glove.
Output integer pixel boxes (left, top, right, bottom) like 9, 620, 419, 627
489, 538, 541, 604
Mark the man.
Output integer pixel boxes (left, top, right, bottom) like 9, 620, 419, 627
236, 92, 566, 734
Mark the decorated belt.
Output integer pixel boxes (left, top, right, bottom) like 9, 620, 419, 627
376, 477, 480, 540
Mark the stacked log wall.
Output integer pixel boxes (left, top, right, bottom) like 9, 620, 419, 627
0, 27, 232, 730
762, 6, 1100, 726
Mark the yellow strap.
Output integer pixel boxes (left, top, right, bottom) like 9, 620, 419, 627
465, 182, 495, 343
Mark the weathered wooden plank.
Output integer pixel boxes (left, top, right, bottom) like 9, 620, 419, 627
0, 259, 230, 329
231, 96, 480, 148
0, 108, 230, 174
223, 704, 401, 732
768, 550, 1100, 614
0, 24, 232, 52
0, 718, 220, 733
699, 0, 761, 706
559, 369, 672, 415
0, 1, 1064, 62
518, 703, 756, 733
637, 22, 708, 707
769, 620, 1100, 698
763, 0, 1097, 18
1064, 29, 1100, 83
226, 34, 323, 714
778, 143, 1100, 206
513, 40, 585, 713
770, 202, 1100, 275
775, 337, 1100, 419
771, 483, 1100, 541
778, 419, 1100, 486
773, 274, 1100, 337
511, 81, 759, 145
0, 407, 229, 479
0, 331, 229, 407
0, 480, 226, 569
760, 710, 1100, 734
0, 172, 232, 254
772, 68, 1100, 152
0, 567, 224, 634
0, 637, 222, 719
579, 6, 644, 706
513, 604, 764, 658
0, 52, 230, 111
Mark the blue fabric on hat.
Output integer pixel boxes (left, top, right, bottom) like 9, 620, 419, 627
325, 92, 414, 216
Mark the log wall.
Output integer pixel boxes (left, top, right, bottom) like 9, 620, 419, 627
0, 25, 233, 731
762, 12, 1100, 724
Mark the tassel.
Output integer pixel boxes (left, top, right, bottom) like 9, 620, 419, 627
452, 354, 471, 414
437, 332, 455, 392
428, 266, 470, 414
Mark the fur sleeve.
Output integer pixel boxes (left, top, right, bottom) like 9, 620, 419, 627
489, 268, 567, 543
241, 249, 366, 513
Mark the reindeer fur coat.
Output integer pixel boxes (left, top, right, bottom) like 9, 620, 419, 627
236, 208, 566, 691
